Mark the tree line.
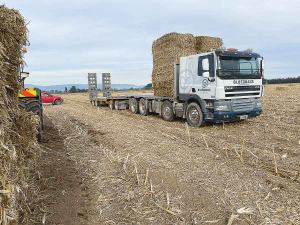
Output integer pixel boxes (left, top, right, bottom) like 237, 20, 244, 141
46, 86, 89, 94
263, 76, 300, 84
47, 84, 153, 94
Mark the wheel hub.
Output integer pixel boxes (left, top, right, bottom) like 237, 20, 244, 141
140, 102, 145, 113
131, 101, 136, 111
164, 106, 171, 117
189, 107, 199, 124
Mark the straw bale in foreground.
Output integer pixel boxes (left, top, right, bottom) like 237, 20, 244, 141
0, 4, 39, 224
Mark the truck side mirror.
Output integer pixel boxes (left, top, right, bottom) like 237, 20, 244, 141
21, 72, 29, 78
203, 72, 209, 78
260, 59, 264, 77
202, 58, 209, 71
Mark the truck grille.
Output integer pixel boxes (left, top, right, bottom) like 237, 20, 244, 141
225, 86, 260, 92
225, 86, 260, 98
231, 99, 255, 112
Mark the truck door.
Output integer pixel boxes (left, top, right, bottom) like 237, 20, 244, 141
195, 55, 216, 99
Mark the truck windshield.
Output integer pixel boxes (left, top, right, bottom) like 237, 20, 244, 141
217, 56, 261, 79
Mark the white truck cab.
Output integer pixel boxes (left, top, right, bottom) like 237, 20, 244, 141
177, 47, 263, 124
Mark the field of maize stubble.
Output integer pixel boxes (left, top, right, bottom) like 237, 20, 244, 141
38, 84, 300, 225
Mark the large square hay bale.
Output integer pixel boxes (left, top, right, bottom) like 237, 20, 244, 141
0, 4, 28, 101
152, 32, 196, 97
195, 36, 223, 53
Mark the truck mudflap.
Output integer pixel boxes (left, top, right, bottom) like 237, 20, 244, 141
205, 108, 262, 123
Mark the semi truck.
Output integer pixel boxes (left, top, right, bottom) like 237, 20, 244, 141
89, 47, 264, 127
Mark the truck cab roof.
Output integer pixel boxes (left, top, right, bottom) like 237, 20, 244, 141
214, 49, 261, 58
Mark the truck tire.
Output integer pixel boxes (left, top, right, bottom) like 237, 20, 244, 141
54, 99, 61, 105
161, 100, 174, 121
109, 100, 115, 110
130, 98, 139, 114
18, 98, 43, 142
139, 98, 148, 116
115, 100, 119, 110
186, 102, 205, 127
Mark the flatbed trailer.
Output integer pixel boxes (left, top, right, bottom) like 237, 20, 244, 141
91, 93, 174, 117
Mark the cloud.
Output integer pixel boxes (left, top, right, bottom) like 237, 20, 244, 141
5, 0, 300, 85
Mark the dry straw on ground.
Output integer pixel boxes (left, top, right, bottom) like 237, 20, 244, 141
275, 86, 287, 91
152, 32, 223, 97
49, 84, 300, 224
0, 4, 39, 225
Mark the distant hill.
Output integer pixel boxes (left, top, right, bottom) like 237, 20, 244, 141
25, 84, 145, 91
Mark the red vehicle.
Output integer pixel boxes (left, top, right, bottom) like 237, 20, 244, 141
42, 92, 64, 105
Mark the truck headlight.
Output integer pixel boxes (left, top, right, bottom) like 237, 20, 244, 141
215, 105, 229, 111
256, 102, 261, 108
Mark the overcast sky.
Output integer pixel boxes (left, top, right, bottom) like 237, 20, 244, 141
4, 0, 300, 86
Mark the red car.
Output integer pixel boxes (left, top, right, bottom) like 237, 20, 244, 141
42, 92, 64, 105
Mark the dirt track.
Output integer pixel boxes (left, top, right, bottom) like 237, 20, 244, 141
39, 84, 300, 224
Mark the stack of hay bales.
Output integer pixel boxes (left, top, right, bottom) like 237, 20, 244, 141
152, 32, 223, 97
0, 5, 39, 224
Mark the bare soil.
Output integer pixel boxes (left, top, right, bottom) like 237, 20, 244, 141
38, 84, 300, 225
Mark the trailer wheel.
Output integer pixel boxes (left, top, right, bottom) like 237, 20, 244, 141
186, 102, 205, 127
139, 98, 148, 116
161, 100, 174, 121
115, 100, 120, 110
130, 98, 139, 114
109, 100, 115, 110
18, 98, 43, 142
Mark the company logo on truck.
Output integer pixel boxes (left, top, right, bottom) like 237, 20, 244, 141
179, 69, 194, 93
202, 79, 209, 88
233, 80, 254, 85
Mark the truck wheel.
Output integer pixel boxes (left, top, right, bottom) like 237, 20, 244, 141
161, 100, 174, 121
19, 98, 43, 142
130, 98, 139, 114
139, 98, 148, 116
186, 102, 205, 127
115, 101, 119, 110
109, 100, 115, 110
54, 99, 61, 105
